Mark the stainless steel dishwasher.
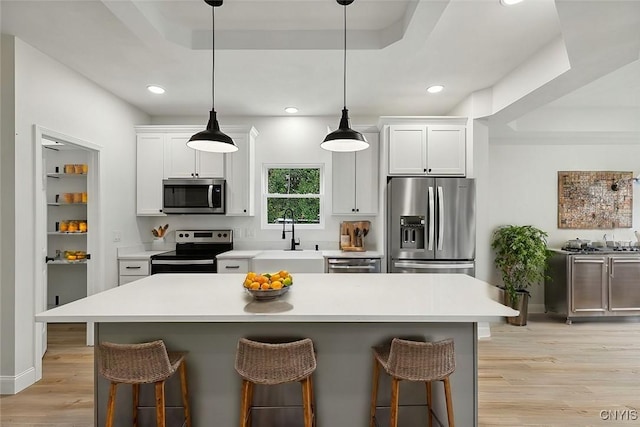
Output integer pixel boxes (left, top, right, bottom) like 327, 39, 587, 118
326, 258, 381, 273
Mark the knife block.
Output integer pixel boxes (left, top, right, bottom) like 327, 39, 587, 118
339, 221, 370, 252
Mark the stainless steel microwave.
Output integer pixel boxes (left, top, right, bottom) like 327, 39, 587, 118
162, 178, 225, 214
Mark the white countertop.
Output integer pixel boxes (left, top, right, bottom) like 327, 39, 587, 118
217, 249, 382, 259
322, 250, 383, 258
117, 250, 168, 260
216, 250, 266, 259
35, 273, 517, 323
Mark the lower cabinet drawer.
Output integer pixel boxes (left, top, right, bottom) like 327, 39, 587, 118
119, 260, 150, 276
217, 259, 250, 274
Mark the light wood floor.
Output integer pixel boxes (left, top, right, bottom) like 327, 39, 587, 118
2, 316, 640, 426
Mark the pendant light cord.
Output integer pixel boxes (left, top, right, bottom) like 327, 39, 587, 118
211, 5, 216, 109
343, 3, 347, 109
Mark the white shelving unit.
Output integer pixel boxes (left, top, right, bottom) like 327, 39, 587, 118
44, 148, 90, 308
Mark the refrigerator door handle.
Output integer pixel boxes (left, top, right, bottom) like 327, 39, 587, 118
437, 186, 444, 251
428, 186, 435, 250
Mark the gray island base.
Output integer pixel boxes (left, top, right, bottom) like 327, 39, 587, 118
36, 273, 518, 427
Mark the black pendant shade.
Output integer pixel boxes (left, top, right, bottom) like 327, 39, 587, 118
321, 0, 368, 152
321, 108, 368, 152
187, 110, 237, 153
187, 0, 237, 153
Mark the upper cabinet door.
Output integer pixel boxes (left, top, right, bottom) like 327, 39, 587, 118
136, 133, 166, 216
354, 132, 379, 215
163, 134, 197, 178
197, 151, 225, 178
225, 131, 255, 216
426, 125, 466, 176
388, 125, 427, 175
332, 132, 379, 215
332, 151, 357, 214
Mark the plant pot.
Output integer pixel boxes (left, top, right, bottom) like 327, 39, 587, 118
504, 290, 530, 326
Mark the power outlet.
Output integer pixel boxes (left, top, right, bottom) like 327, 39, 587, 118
112, 231, 122, 242
233, 228, 242, 238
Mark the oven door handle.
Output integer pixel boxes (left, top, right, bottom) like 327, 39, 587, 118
208, 184, 214, 208
151, 259, 215, 265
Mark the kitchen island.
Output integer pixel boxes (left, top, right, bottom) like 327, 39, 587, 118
36, 273, 517, 427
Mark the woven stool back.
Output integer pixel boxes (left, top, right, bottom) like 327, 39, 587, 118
235, 338, 316, 385
97, 340, 176, 384
386, 338, 455, 382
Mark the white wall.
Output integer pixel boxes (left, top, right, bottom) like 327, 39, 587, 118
485, 141, 640, 309
0, 36, 148, 393
139, 115, 382, 253
1, 34, 17, 388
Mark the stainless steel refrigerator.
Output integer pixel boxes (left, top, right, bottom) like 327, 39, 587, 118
387, 177, 476, 275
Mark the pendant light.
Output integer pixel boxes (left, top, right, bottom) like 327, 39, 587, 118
321, 0, 368, 152
187, 0, 238, 153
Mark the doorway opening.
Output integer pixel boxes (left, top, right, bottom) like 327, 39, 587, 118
34, 126, 102, 382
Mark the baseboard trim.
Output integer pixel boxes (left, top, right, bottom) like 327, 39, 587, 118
0, 367, 36, 395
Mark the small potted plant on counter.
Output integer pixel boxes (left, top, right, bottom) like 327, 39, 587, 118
491, 225, 551, 326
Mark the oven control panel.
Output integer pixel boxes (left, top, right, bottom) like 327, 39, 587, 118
175, 229, 233, 244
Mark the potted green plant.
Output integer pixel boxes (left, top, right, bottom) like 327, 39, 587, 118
490, 225, 551, 326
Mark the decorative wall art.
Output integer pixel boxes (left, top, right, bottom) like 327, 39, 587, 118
558, 171, 633, 229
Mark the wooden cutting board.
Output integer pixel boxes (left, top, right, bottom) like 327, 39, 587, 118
339, 221, 370, 251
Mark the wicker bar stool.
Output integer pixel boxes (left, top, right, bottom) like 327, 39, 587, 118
369, 338, 455, 427
234, 337, 317, 427
97, 340, 192, 427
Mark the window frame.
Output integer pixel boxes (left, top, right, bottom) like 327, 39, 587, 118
261, 164, 325, 230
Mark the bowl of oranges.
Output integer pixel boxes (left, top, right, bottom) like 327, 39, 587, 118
243, 270, 293, 301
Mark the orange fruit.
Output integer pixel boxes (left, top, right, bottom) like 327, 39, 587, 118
271, 281, 283, 290
250, 282, 260, 290
279, 270, 289, 278
243, 279, 252, 288
260, 283, 271, 290
270, 274, 281, 282
246, 272, 256, 280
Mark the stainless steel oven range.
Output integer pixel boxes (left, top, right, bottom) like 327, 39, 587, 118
150, 229, 233, 274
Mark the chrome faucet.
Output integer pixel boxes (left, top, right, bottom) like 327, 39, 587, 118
282, 208, 300, 251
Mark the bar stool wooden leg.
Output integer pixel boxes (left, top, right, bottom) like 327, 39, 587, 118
239, 379, 252, 427
426, 381, 433, 427
132, 383, 140, 427
247, 381, 255, 427
178, 361, 192, 427
369, 356, 380, 427
301, 376, 313, 427
389, 377, 400, 427
106, 382, 118, 427
443, 377, 455, 427
308, 375, 316, 427
155, 381, 166, 427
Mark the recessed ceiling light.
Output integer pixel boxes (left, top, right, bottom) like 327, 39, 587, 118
147, 85, 165, 94
500, 0, 524, 5
284, 107, 299, 114
427, 85, 444, 94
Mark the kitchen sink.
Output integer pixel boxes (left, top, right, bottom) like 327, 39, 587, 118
252, 250, 324, 273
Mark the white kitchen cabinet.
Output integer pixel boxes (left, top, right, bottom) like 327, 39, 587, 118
163, 133, 224, 179
387, 124, 466, 176
426, 125, 466, 176
118, 259, 151, 285
332, 132, 379, 215
136, 133, 166, 216
225, 127, 259, 216
217, 258, 250, 274
136, 125, 257, 217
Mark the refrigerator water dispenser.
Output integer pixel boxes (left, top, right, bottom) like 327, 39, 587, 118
400, 216, 425, 249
